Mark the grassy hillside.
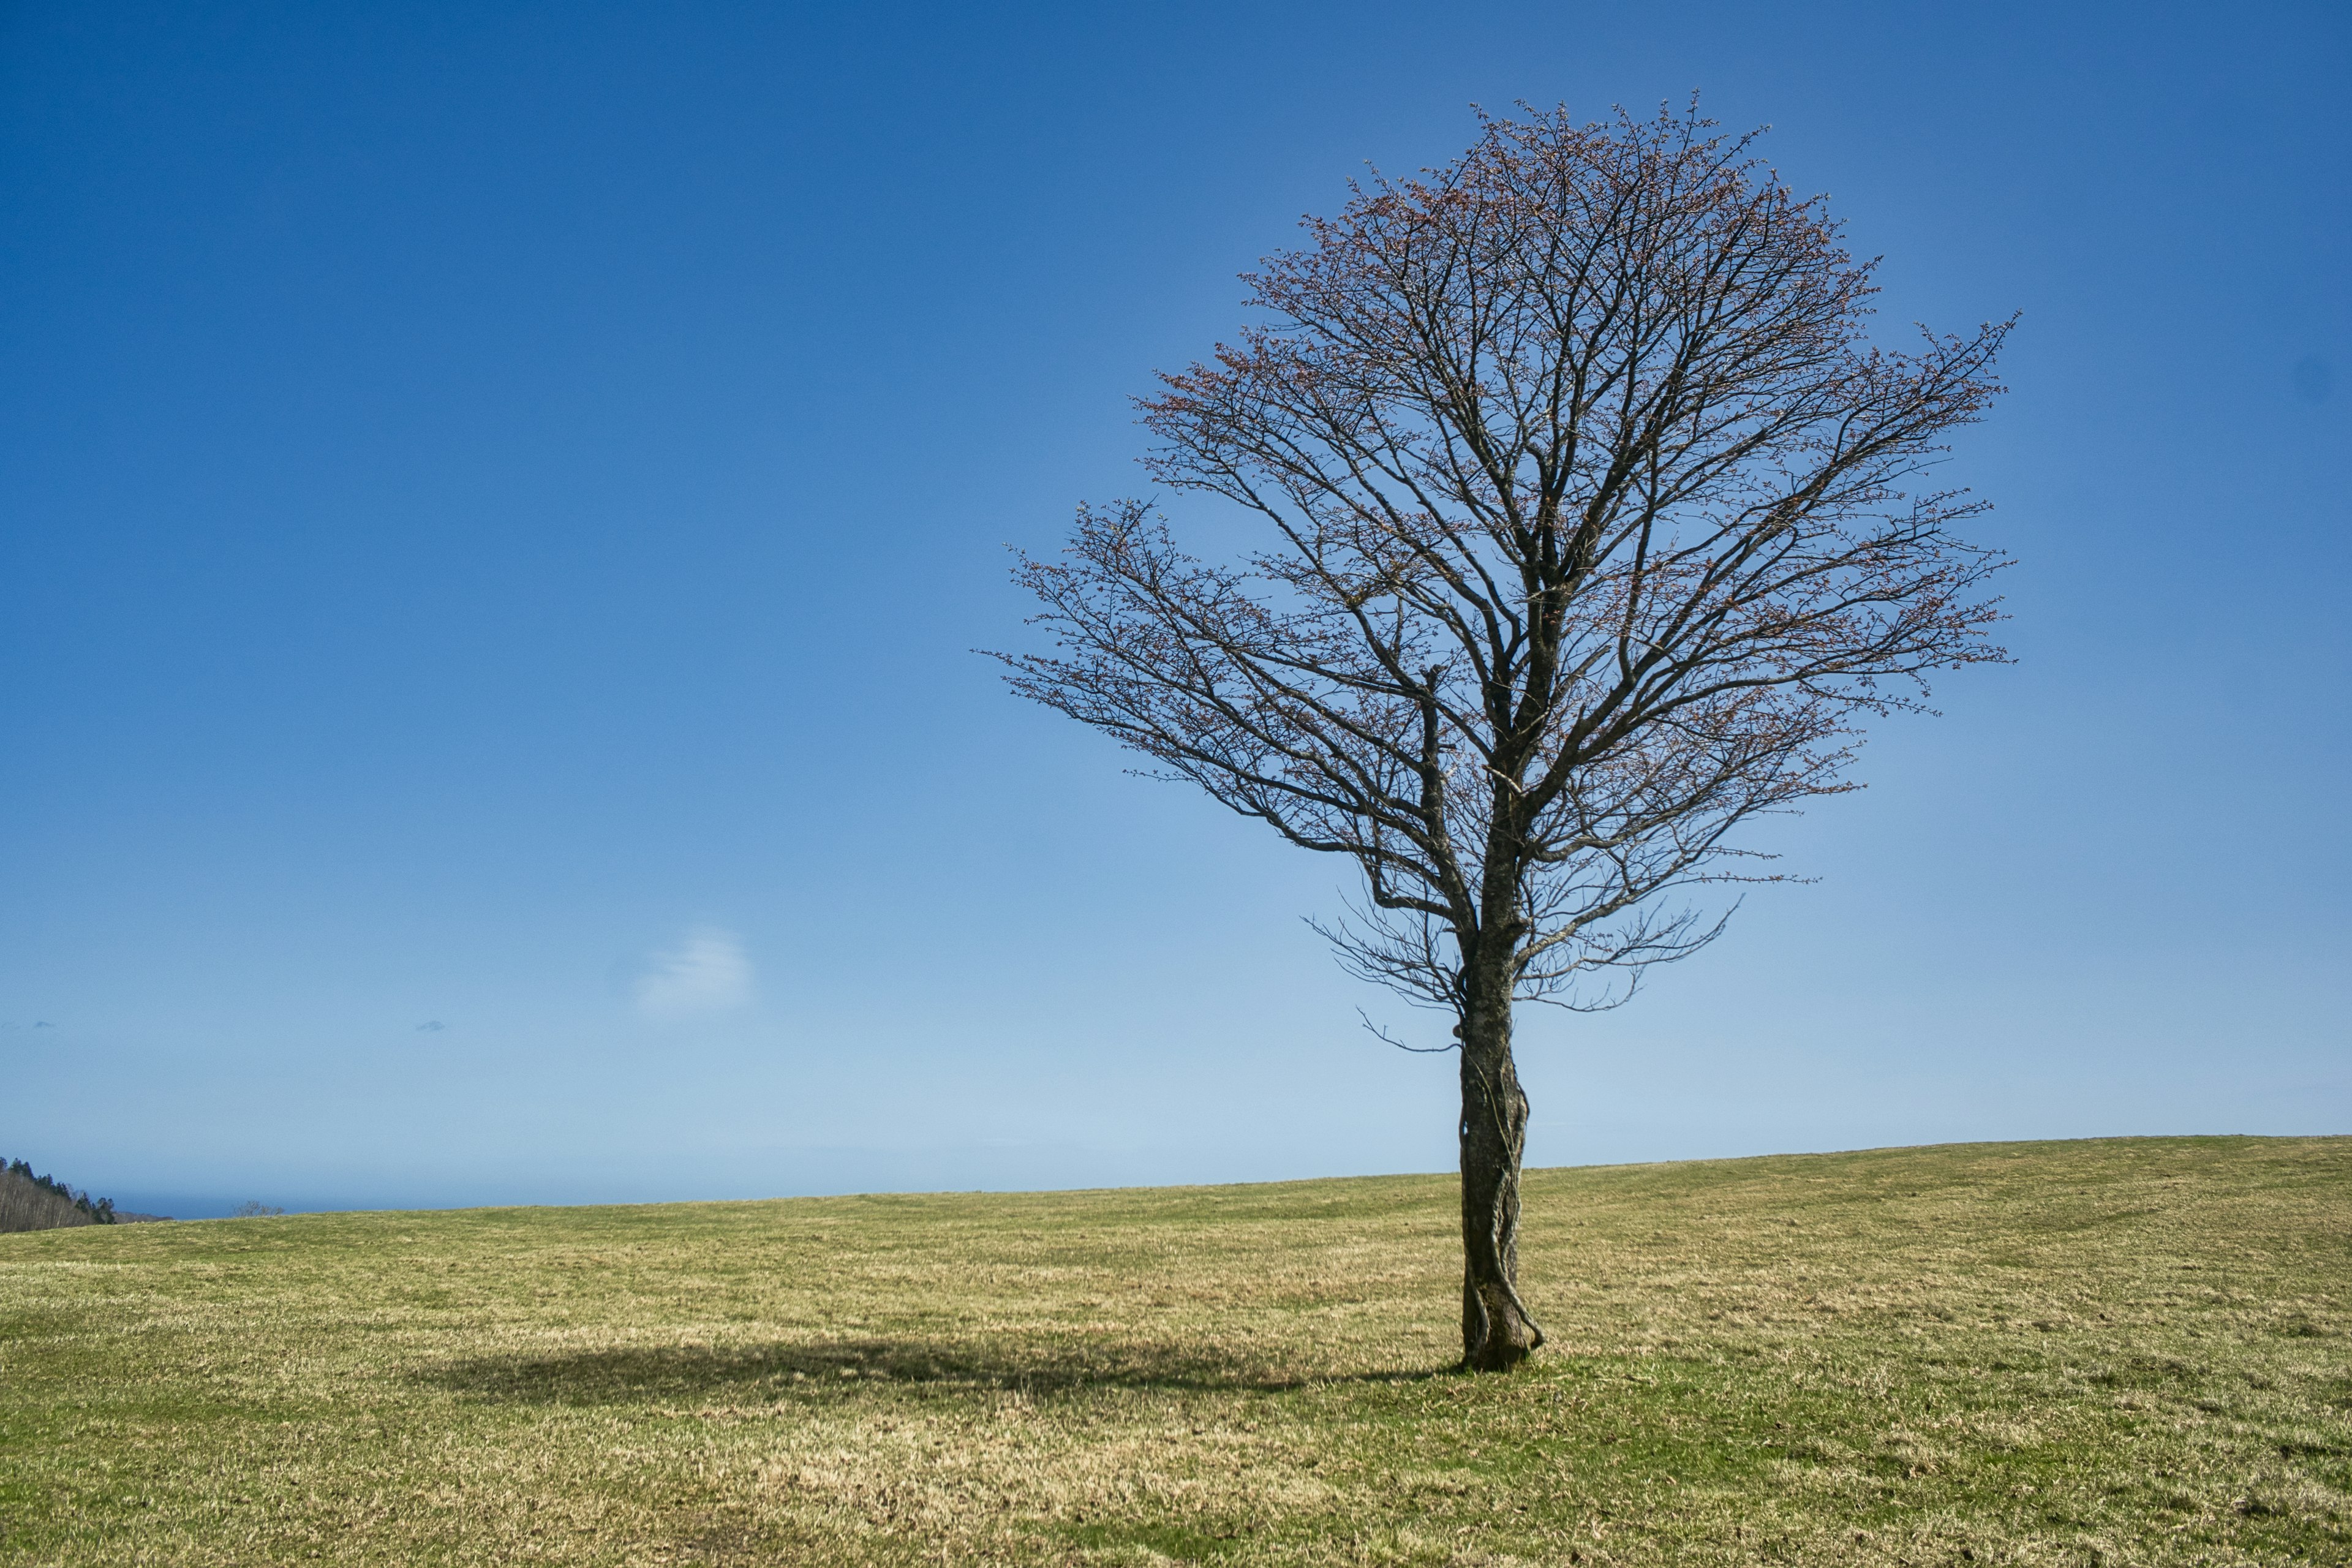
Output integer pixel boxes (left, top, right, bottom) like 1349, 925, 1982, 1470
1, 1137, 2346, 1566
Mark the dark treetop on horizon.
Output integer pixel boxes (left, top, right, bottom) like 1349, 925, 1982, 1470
1006, 103, 2011, 1370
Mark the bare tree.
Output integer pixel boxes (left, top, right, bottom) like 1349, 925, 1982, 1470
1002, 103, 2011, 1370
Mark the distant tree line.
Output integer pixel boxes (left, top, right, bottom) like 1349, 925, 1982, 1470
0, 1157, 118, 1233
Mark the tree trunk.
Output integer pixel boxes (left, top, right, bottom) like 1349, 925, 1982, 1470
1457, 968, 1543, 1371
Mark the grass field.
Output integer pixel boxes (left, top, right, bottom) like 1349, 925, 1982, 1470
1, 1136, 2346, 1566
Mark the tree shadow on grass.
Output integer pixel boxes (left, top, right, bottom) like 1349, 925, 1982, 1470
415, 1336, 1448, 1406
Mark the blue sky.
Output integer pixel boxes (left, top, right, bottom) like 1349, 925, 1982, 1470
3, 1, 2345, 1218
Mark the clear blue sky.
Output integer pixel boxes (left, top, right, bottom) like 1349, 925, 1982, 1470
4, 1, 2345, 1218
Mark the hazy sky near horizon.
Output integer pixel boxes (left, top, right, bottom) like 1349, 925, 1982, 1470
4, 1, 2346, 1218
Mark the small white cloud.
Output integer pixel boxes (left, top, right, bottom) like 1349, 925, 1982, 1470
635, 926, 754, 1020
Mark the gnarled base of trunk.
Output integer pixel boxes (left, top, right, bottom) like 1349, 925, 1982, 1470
1461, 1275, 1544, 1371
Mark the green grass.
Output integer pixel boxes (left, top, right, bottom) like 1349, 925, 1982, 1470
2, 1136, 2347, 1564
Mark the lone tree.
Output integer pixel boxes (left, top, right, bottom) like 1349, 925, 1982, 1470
1004, 104, 2011, 1371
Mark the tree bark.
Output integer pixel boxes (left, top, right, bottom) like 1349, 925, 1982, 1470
1457, 962, 1544, 1371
